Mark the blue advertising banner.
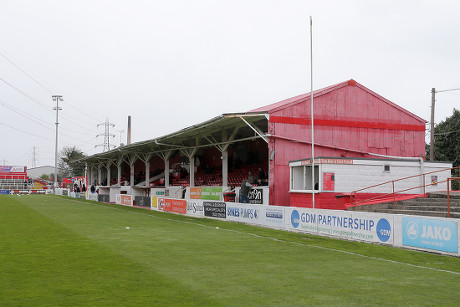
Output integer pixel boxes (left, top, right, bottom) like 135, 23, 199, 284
402, 217, 458, 253
0, 190, 10, 194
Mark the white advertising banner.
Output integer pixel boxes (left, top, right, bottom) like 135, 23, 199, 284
115, 194, 133, 206
284, 208, 394, 245
87, 193, 98, 201
350, 211, 394, 245
54, 188, 69, 196
285, 207, 318, 233
261, 205, 286, 229
315, 209, 354, 240
151, 188, 166, 198
157, 197, 165, 211
225, 203, 263, 225
186, 199, 205, 217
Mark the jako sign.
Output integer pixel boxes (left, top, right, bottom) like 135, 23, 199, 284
402, 217, 458, 253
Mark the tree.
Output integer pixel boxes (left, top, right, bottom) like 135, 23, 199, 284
59, 146, 86, 177
40, 174, 50, 181
432, 108, 460, 189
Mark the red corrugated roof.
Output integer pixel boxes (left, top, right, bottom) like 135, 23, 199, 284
248, 80, 349, 113
248, 79, 426, 123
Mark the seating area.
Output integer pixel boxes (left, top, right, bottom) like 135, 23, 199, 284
0, 179, 30, 189
194, 173, 222, 186
109, 177, 128, 186
102, 166, 267, 188
0, 172, 31, 189
170, 178, 190, 186
169, 167, 267, 188
0, 172, 28, 180
228, 168, 251, 187
227, 167, 267, 188
33, 179, 49, 189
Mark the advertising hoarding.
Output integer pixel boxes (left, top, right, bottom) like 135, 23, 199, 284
135, 196, 151, 208
204, 201, 226, 218
189, 187, 202, 199
151, 196, 158, 210
201, 187, 222, 201
187, 200, 204, 217
402, 217, 458, 253
284, 208, 394, 244
164, 198, 187, 214
248, 188, 263, 204
120, 195, 133, 206
87, 193, 98, 201
98, 194, 110, 203
225, 203, 263, 224
263, 206, 285, 228
0, 166, 25, 172
157, 197, 166, 211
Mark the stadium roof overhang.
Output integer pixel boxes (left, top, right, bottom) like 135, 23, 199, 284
81, 112, 269, 165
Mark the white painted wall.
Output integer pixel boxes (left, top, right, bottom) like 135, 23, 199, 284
290, 158, 452, 194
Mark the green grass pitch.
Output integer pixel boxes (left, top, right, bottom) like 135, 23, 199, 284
1, 194, 459, 306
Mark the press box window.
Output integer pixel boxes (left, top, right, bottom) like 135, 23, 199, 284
290, 165, 319, 191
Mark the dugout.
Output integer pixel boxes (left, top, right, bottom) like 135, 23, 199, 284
82, 79, 427, 207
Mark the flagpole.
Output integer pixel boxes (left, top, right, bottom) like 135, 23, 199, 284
310, 16, 315, 208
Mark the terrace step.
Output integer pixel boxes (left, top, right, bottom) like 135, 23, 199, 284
377, 209, 451, 218
402, 205, 460, 212
349, 192, 460, 219
399, 198, 460, 205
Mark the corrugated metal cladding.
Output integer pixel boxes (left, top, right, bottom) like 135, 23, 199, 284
256, 79, 426, 206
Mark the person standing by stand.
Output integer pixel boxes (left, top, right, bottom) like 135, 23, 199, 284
239, 176, 254, 203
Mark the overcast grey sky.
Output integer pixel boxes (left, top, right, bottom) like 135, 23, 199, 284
1, 0, 459, 168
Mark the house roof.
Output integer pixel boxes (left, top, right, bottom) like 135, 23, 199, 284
248, 79, 426, 123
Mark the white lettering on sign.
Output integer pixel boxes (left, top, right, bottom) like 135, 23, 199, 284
301, 158, 353, 166
421, 225, 451, 241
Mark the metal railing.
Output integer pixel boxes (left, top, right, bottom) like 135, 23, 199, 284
447, 177, 460, 217
350, 166, 460, 208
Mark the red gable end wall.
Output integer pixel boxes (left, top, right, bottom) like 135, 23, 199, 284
267, 81, 425, 206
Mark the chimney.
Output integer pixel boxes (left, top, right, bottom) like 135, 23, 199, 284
127, 116, 131, 145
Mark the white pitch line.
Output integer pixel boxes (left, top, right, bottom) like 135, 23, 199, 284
69, 198, 460, 276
